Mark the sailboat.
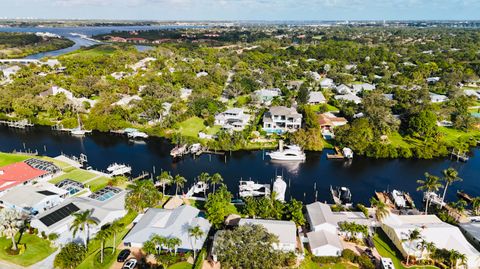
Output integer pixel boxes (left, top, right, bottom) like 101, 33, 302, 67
71, 114, 92, 136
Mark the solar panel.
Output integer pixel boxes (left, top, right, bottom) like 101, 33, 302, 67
39, 203, 80, 227
24, 158, 60, 174
37, 190, 56, 196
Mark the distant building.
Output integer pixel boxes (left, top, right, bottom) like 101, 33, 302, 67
123, 205, 211, 251
180, 88, 193, 100
0, 182, 68, 215
238, 219, 297, 252
427, 77, 441, 84
464, 90, 480, 100
254, 88, 281, 105
318, 112, 348, 139
382, 214, 480, 269
0, 65, 21, 79
308, 91, 326, 104
334, 93, 362, 104
126, 37, 148, 44
429, 92, 448, 103
320, 78, 335, 89
262, 106, 302, 134
214, 108, 251, 131
352, 83, 375, 94
196, 71, 208, 78
336, 84, 352, 94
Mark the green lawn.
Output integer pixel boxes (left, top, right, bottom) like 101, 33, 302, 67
388, 132, 414, 148
86, 176, 111, 192
438, 127, 480, 143
373, 230, 438, 269
168, 261, 193, 269
49, 169, 98, 184
63, 45, 117, 58
0, 233, 56, 267
0, 152, 29, 166
77, 211, 138, 269
175, 117, 207, 138
299, 258, 358, 269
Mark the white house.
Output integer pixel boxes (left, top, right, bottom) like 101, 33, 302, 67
31, 186, 127, 243
336, 84, 353, 94
238, 218, 297, 252
429, 92, 448, 103
263, 106, 302, 134
307, 230, 343, 257
464, 90, 480, 100
0, 182, 68, 215
382, 214, 480, 269
308, 91, 326, 104
254, 88, 281, 105
334, 93, 362, 104
1, 65, 21, 79
427, 77, 441, 84
320, 78, 335, 89
40, 86, 97, 108
352, 83, 375, 94
305, 202, 343, 257
214, 108, 251, 131
113, 94, 142, 107
129, 57, 156, 71
123, 205, 211, 252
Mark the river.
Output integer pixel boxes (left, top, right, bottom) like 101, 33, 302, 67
0, 125, 478, 207
0, 25, 200, 58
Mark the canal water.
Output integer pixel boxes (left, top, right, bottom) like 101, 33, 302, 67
0, 125, 478, 207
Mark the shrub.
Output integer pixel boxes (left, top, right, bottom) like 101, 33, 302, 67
48, 233, 59, 241
311, 256, 341, 264
357, 254, 375, 269
41, 231, 47, 239
341, 249, 357, 263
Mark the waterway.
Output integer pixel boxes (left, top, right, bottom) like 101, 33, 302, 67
0, 125, 478, 207
0, 25, 196, 58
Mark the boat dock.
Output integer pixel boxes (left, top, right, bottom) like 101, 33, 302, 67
326, 147, 345, 159
132, 171, 150, 181
451, 149, 469, 162
457, 190, 474, 203
0, 119, 34, 129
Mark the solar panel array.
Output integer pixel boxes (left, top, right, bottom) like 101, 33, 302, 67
39, 202, 80, 227
37, 190, 56, 196
88, 186, 122, 201
24, 158, 60, 173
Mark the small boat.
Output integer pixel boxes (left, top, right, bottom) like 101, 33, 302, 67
391, 190, 407, 208
170, 144, 187, 158
330, 185, 352, 206
107, 163, 132, 176
267, 140, 306, 161
342, 147, 354, 159
127, 131, 149, 139
185, 181, 209, 197
189, 143, 202, 154
239, 180, 270, 198
272, 175, 287, 202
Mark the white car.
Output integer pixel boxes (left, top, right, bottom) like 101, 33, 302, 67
123, 258, 137, 269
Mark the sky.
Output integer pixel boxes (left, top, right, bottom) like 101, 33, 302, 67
1, 0, 479, 21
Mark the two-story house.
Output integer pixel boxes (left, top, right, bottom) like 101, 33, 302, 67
262, 106, 302, 134
214, 108, 251, 131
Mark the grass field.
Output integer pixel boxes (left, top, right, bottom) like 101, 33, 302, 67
86, 176, 111, 192
63, 45, 117, 58
0, 152, 29, 166
49, 169, 98, 184
0, 233, 56, 267
299, 258, 358, 269
168, 262, 193, 269
438, 127, 480, 143
175, 117, 207, 138
373, 230, 438, 269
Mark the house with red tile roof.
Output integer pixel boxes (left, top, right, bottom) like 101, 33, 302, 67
0, 159, 59, 192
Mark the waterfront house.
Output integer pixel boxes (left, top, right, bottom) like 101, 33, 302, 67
317, 112, 348, 139
262, 106, 302, 134
238, 218, 297, 252
254, 88, 281, 105
31, 186, 127, 243
0, 159, 59, 193
40, 86, 97, 109
0, 182, 67, 215
123, 205, 211, 251
334, 93, 362, 104
308, 91, 326, 104
460, 220, 480, 249
429, 92, 448, 103
214, 108, 251, 131
320, 78, 335, 89
381, 214, 480, 269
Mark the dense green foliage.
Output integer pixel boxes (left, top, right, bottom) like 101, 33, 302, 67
0, 32, 74, 58
54, 242, 87, 269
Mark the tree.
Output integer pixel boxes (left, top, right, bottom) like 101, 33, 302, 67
370, 197, 390, 222
173, 174, 187, 196
95, 225, 112, 264
126, 180, 163, 212
165, 237, 181, 255
157, 171, 173, 196
54, 242, 87, 269
403, 229, 422, 265
213, 224, 282, 269
472, 197, 480, 216
362, 90, 399, 136
198, 172, 211, 197
284, 199, 305, 226
0, 208, 25, 251
109, 220, 124, 254
406, 110, 438, 138
425, 241, 436, 265
205, 185, 234, 229
188, 225, 204, 261
297, 84, 310, 105
210, 173, 224, 192
441, 168, 462, 205
70, 209, 98, 249
417, 173, 443, 214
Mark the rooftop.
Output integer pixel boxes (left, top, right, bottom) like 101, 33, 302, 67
0, 162, 49, 191
307, 230, 343, 249
238, 218, 297, 246
0, 182, 68, 209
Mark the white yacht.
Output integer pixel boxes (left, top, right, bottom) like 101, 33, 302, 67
107, 163, 132, 176
272, 175, 287, 202
267, 141, 306, 161
189, 143, 202, 154
186, 181, 208, 197
239, 180, 270, 198
127, 131, 149, 139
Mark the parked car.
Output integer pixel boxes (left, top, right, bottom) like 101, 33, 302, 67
117, 249, 131, 262
123, 258, 137, 269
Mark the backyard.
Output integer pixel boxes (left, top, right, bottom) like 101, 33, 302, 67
0, 233, 56, 267
0, 152, 29, 166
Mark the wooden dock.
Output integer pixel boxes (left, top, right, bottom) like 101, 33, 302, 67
451, 149, 469, 162
327, 147, 344, 159
457, 190, 474, 203
0, 119, 34, 129
132, 171, 150, 181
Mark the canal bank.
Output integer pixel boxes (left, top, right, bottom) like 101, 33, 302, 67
0, 125, 478, 207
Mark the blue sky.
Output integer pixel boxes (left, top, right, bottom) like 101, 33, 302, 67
1, 0, 479, 21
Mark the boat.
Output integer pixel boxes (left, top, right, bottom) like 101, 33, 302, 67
189, 143, 202, 154
391, 190, 407, 208
267, 140, 306, 161
107, 163, 132, 176
272, 175, 287, 202
342, 147, 354, 159
127, 131, 149, 139
239, 180, 270, 198
327, 147, 353, 160
170, 144, 187, 158
423, 192, 445, 207
330, 185, 352, 206
186, 181, 209, 197
375, 191, 396, 209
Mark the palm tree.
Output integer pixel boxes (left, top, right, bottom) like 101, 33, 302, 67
448, 249, 464, 269
0, 209, 25, 251
188, 225, 204, 260
70, 209, 98, 249
441, 168, 462, 206
151, 235, 167, 255
109, 220, 124, 254
210, 173, 224, 193
95, 226, 112, 264
169, 237, 181, 255
402, 229, 421, 265
370, 197, 390, 222
173, 174, 187, 196
425, 241, 436, 265
417, 173, 443, 214
456, 253, 467, 269
126, 180, 163, 212
157, 171, 173, 196
142, 239, 157, 257
471, 197, 480, 216
198, 172, 211, 197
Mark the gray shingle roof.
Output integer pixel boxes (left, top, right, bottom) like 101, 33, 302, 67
238, 218, 297, 246
307, 230, 343, 249
306, 202, 337, 227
